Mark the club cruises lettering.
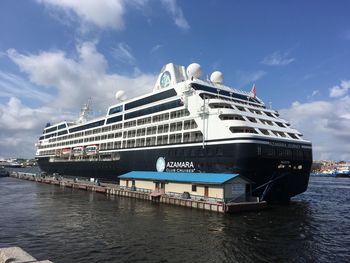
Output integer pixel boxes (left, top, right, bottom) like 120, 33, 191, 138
156, 157, 195, 173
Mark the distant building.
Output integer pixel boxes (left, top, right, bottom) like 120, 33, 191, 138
312, 160, 350, 173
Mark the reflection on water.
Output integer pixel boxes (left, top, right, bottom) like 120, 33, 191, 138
0, 175, 349, 263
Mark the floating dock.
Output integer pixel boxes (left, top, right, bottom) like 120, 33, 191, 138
9, 172, 267, 214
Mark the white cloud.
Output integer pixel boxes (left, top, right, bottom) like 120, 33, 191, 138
150, 44, 163, 53
0, 97, 73, 131
306, 89, 319, 100
160, 0, 189, 30
280, 97, 350, 160
37, 0, 126, 30
0, 71, 53, 103
3, 42, 157, 158
0, 97, 76, 158
261, 51, 295, 66
329, 80, 350, 98
37, 0, 188, 32
111, 43, 136, 65
235, 70, 266, 86
311, 90, 319, 97
7, 42, 156, 111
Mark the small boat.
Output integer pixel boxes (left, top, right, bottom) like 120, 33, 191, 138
0, 161, 22, 168
336, 170, 350, 178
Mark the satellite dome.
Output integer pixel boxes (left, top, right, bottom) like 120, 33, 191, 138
115, 90, 127, 101
187, 63, 202, 79
210, 71, 224, 84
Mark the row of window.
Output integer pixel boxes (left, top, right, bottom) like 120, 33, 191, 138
106, 115, 122, 125
257, 145, 312, 161
39, 120, 198, 149
192, 83, 261, 104
45, 98, 182, 138
199, 91, 264, 109
168, 147, 223, 157
108, 89, 177, 115
125, 99, 182, 120
58, 130, 68, 136
45, 126, 57, 133
44, 109, 190, 144
39, 131, 203, 154
47, 121, 193, 146
230, 127, 257, 134
39, 150, 55, 156
124, 88, 177, 111
100, 131, 203, 149
69, 119, 105, 133
211, 102, 278, 120
219, 114, 288, 128
130, 109, 189, 127
230, 126, 300, 139
108, 105, 123, 115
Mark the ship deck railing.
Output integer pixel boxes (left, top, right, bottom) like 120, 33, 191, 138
49, 157, 116, 162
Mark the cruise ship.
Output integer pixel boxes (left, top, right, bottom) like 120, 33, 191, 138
35, 63, 312, 202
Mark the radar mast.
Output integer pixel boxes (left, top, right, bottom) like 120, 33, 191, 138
77, 97, 92, 124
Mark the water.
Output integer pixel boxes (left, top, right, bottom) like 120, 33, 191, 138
0, 173, 349, 262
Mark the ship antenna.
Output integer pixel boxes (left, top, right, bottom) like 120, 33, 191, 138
77, 97, 93, 124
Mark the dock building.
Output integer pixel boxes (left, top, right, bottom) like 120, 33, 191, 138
119, 171, 252, 203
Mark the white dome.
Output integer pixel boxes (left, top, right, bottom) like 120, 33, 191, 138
210, 71, 224, 84
115, 90, 127, 101
186, 63, 202, 79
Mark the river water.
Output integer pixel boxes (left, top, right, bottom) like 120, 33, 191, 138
0, 172, 349, 263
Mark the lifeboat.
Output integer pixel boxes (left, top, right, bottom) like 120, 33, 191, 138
61, 148, 71, 155
85, 145, 98, 155
72, 146, 84, 156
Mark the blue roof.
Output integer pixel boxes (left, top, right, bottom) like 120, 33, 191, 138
119, 171, 241, 184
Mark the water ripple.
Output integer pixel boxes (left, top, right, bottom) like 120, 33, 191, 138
0, 176, 349, 262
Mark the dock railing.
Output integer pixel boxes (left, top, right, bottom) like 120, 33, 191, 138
166, 191, 224, 203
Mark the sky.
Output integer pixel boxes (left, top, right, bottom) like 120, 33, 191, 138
0, 0, 350, 160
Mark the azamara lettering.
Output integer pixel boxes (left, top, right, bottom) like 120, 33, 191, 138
166, 161, 194, 169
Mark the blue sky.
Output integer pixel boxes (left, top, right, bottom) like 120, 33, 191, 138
0, 0, 350, 160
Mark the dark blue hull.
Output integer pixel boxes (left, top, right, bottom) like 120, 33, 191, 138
37, 141, 312, 202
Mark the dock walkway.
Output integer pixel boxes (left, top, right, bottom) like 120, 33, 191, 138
9, 172, 267, 214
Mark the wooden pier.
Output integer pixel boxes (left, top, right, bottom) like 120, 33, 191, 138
9, 172, 267, 214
